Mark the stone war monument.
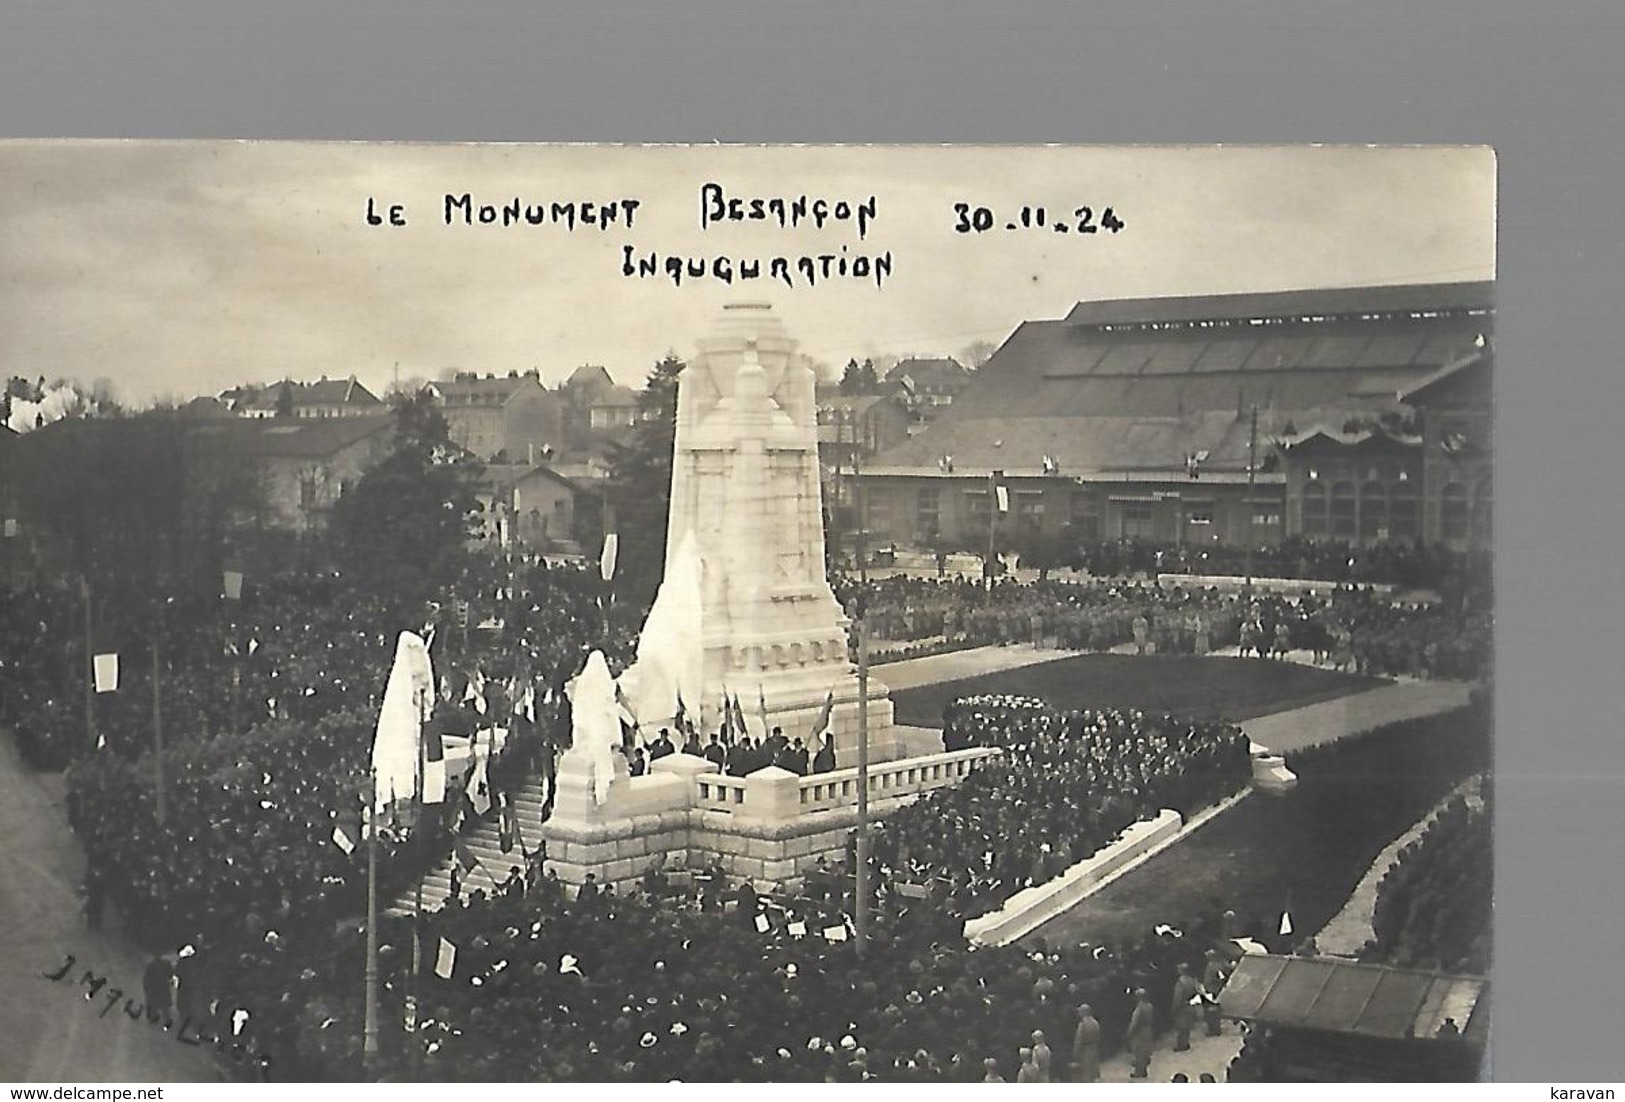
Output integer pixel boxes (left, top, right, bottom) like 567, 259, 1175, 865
538, 304, 969, 893
620, 301, 925, 763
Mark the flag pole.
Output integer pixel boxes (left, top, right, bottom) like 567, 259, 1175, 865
152, 613, 165, 826
82, 576, 95, 751
1246, 404, 1258, 589
409, 701, 425, 1077
855, 611, 871, 957
363, 773, 380, 1077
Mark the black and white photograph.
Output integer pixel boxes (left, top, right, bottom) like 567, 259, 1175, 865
0, 142, 1495, 1083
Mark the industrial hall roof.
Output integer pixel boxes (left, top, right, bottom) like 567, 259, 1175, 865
1220, 954, 1488, 1048
870, 281, 1492, 477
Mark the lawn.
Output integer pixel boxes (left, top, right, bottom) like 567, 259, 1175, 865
888, 653, 1383, 729
1023, 698, 1492, 953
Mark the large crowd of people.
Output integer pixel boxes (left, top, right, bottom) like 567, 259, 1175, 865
841, 574, 1492, 681
1068, 536, 1489, 594
188, 845, 1270, 1083
875, 695, 1253, 918
0, 511, 1498, 1083
1365, 783, 1492, 975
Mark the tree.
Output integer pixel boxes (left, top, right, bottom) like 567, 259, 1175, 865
839, 357, 882, 396
959, 339, 998, 369
603, 354, 684, 610
274, 381, 296, 419
326, 388, 486, 606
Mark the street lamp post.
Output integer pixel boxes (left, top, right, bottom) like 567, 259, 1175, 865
854, 607, 870, 956
152, 603, 166, 826
81, 577, 95, 752
1245, 405, 1258, 588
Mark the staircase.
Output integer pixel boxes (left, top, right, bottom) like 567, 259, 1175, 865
388, 775, 552, 916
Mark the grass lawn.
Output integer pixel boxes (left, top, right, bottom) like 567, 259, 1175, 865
889, 653, 1383, 729
1023, 699, 1492, 953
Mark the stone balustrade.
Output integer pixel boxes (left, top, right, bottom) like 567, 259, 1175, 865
541, 743, 1003, 893
796, 747, 1001, 816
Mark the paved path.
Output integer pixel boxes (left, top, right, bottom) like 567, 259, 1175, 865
875, 642, 1111, 690
0, 731, 217, 1083
1241, 677, 1472, 755
1316, 775, 1486, 957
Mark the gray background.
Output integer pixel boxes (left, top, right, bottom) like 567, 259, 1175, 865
2, 0, 1620, 1083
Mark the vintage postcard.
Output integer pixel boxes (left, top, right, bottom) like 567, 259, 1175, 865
0, 143, 1494, 1083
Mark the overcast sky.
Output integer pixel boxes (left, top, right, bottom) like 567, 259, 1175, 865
0, 143, 1495, 405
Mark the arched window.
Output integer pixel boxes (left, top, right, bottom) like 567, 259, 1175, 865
1360, 480, 1388, 541
1441, 482, 1469, 542
1301, 482, 1329, 536
1389, 478, 1420, 541
1330, 481, 1357, 538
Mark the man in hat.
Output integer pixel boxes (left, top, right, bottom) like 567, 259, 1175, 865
1030, 1029, 1052, 1082
1127, 988, 1155, 1079
1201, 950, 1228, 1037
1170, 962, 1201, 1052
1071, 1003, 1101, 1082
1015, 1046, 1040, 1083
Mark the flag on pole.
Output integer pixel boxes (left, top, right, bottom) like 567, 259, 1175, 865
758, 685, 770, 737
719, 690, 735, 743
809, 689, 835, 745
434, 937, 457, 979
93, 652, 119, 693
600, 533, 619, 583
615, 682, 638, 729
674, 693, 688, 737
995, 485, 1009, 513
468, 739, 492, 816
422, 729, 447, 805
731, 694, 748, 741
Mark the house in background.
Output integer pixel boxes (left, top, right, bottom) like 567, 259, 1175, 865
884, 357, 974, 427
189, 413, 396, 531
560, 364, 644, 447
480, 461, 596, 552
221, 376, 383, 420
430, 370, 565, 464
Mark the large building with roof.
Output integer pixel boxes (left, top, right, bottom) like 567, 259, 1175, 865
221, 376, 383, 420
430, 370, 564, 464
856, 281, 1493, 559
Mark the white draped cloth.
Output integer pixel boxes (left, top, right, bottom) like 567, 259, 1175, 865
567, 650, 622, 804
371, 630, 435, 812
620, 528, 705, 729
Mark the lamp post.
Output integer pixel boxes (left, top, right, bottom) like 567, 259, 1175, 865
986, 470, 1004, 597
152, 599, 167, 826
1245, 405, 1258, 589
81, 576, 95, 752
848, 408, 872, 956
363, 776, 379, 1076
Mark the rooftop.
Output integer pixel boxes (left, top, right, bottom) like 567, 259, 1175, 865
870, 281, 1492, 475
